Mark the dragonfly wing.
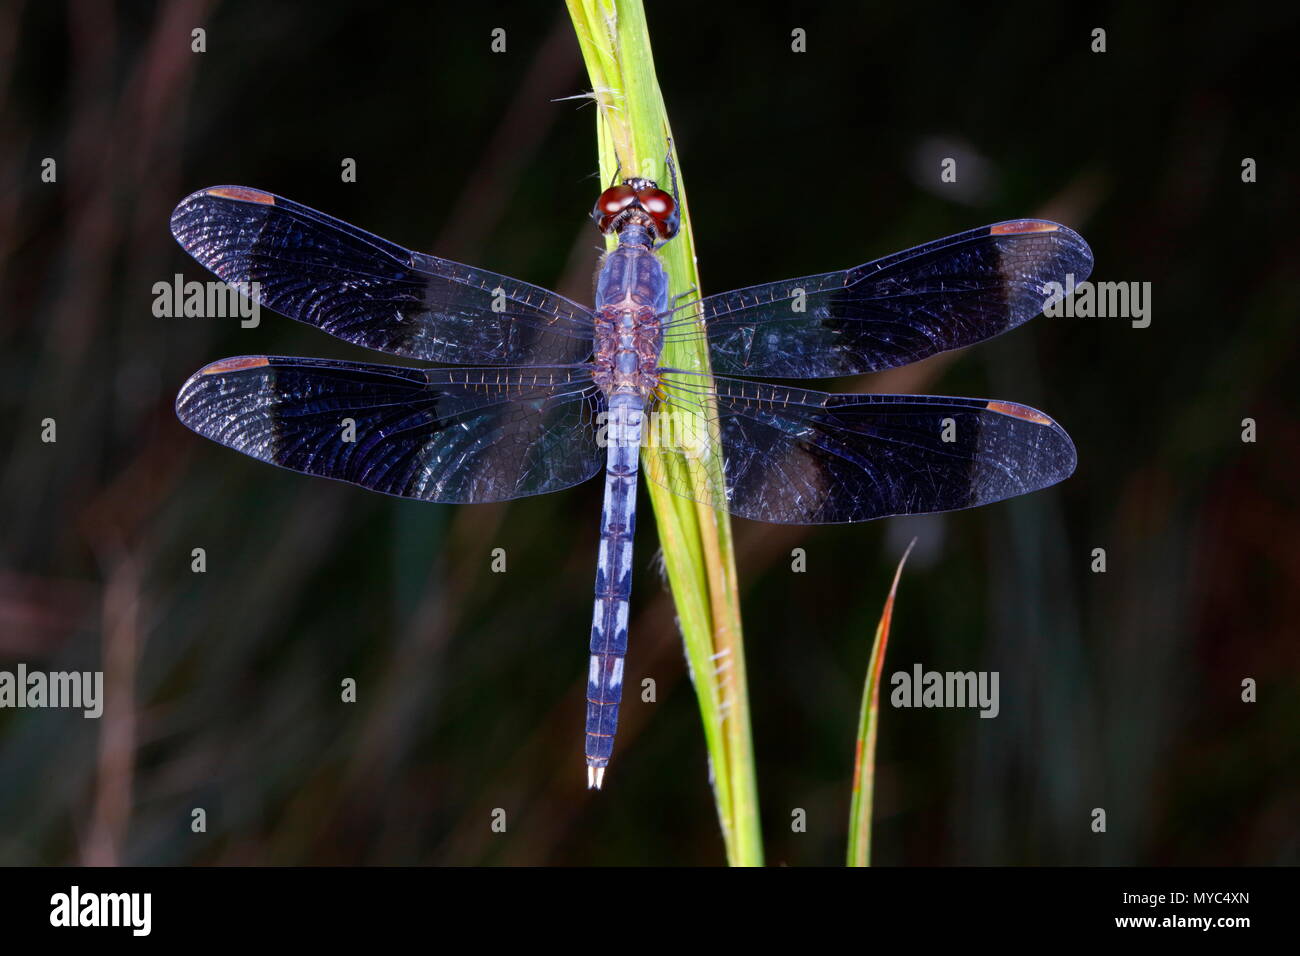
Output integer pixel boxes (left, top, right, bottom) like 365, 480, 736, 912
661, 220, 1092, 377
171, 187, 596, 365
176, 356, 604, 503
644, 374, 1075, 524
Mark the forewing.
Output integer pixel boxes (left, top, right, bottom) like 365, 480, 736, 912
176, 356, 604, 503
644, 374, 1075, 524
171, 187, 595, 365
661, 220, 1092, 377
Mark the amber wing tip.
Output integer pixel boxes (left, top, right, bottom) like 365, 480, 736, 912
204, 186, 276, 205
990, 220, 1059, 236
985, 400, 1054, 425
200, 355, 271, 375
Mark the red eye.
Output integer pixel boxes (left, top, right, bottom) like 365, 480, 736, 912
636, 188, 674, 219
636, 187, 679, 239
596, 185, 636, 216
592, 185, 638, 233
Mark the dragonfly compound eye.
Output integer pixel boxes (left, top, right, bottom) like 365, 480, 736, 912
593, 185, 638, 232
636, 188, 679, 239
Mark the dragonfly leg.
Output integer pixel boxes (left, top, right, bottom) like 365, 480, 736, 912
664, 139, 679, 204
669, 285, 697, 311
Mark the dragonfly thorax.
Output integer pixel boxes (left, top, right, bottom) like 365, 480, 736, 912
592, 243, 668, 401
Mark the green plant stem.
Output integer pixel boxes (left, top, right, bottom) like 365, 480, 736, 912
567, 0, 762, 866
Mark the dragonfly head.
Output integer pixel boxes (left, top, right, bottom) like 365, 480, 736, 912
592, 178, 680, 242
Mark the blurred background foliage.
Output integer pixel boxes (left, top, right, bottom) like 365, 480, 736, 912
0, 0, 1296, 865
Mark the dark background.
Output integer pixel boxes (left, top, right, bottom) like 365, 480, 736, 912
1, 0, 1296, 866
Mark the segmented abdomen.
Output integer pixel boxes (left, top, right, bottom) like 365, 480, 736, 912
585, 394, 643, 772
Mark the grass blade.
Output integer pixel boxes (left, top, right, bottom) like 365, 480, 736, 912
566, 0, 761, 865
847, 539, 916, 867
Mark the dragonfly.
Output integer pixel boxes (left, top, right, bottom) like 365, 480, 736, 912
171, 170, 1091, 790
